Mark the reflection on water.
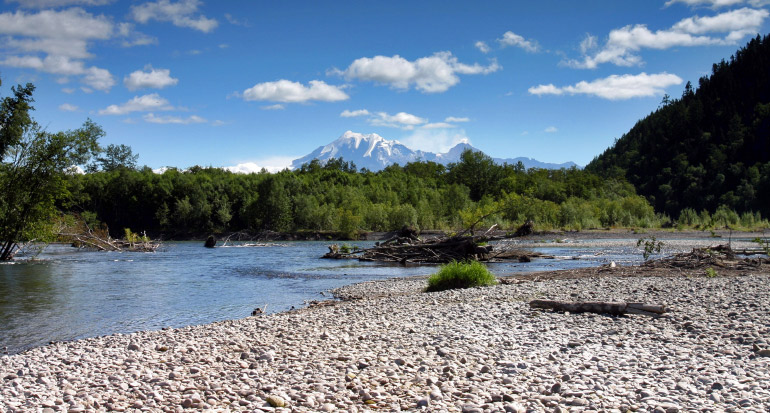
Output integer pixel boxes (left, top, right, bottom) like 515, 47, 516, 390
0, 240, 644, 354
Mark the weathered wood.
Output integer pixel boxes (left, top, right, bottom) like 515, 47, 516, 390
529, 299, 666, 316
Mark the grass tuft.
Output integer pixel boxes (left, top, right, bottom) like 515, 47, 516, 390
425, 260, 497, 292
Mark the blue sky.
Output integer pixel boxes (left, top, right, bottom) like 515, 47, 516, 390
1, 0, 768, 171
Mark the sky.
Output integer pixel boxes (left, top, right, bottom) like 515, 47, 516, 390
1, 0, 768, 171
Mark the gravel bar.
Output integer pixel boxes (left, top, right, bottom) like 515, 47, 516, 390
2, 270, 770, 412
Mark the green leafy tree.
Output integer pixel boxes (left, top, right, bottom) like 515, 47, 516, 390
0, 80, 102, 260
88, 143, 139, 172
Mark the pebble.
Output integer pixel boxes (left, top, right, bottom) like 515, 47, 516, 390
2, 273, 770, 412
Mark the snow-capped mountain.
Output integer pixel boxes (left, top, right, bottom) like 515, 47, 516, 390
291, 131, 577, 171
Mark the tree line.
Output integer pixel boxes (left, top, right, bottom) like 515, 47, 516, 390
62, 150, 661, 239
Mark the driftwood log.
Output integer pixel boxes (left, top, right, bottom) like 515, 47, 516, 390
530, 299, 666, 316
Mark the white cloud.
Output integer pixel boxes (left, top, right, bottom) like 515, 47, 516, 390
340, 109, 370, 117
444, 116, 470, 122
497, 31, 539, 52
58, 103, 78, 111
421, 122, 456, 129
0, 8, 116, 91
528, 72, 683, 100
475, 41, 490, 53
124, 66, 179, 90
98, 93, 173, 115
338, 51, 500, 93
242, 79, 349, 103
0, 8, 112, 58
261, 104, 285, 110
83, 66, 114, 91
143, 113, 206, 124
131, 0, 218, 33
580, 34, 599, 54
370, 111, 427, 129
62, 87, 75, 94
664, 0, 767, 8
568, 7, 769, 69
224, 156, 295, 173
7, 0, 112, 7
400, 128, 471, 154
117, 22, 157, 47
544, 126, 558, 133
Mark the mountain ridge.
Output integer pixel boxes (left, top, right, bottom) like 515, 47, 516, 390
291, 131, 578, 171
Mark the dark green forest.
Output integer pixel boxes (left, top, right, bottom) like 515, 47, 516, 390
62, 152, 660, 238
587, 34, 770, 219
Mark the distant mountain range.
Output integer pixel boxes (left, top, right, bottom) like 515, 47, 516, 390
291, 131, 578, 171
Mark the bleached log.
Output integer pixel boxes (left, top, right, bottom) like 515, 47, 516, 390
529, 299, 666, 316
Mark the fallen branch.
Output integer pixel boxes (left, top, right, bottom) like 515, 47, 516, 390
529, 299, 666, 317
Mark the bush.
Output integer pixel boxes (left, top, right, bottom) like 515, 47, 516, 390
426, 261, 497, 292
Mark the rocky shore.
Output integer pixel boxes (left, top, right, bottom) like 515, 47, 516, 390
2, 266, 770, 412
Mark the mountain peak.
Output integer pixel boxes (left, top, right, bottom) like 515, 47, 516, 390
292, 131, 578, 171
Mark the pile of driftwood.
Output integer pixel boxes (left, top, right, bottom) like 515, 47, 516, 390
63, 229, 160, 253
642, 244, 766, 270
322, 225, 544, 264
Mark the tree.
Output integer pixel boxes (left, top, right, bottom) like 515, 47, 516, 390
0, 81, 102, 260
88, 143, 138, 172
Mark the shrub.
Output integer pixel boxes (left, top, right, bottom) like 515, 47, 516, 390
426, 261, 497, 292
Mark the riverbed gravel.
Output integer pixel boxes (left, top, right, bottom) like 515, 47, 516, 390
2, 269, 770, 412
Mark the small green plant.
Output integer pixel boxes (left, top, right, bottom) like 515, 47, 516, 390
637, 236, 664, 260
752, 237, 770, 255
705, 267, 718, 278
426, 260, 497, 292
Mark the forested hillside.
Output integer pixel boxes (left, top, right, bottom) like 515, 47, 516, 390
62, 151, 657, 238
587, 34, 770, 218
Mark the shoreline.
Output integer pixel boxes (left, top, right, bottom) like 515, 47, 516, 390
2, 240, 769, 411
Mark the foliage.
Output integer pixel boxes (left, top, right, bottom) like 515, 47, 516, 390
0, 80, 102, 260
705, 267, 718, 278
752, 236, 770, 255
425, 260, 497, 292
636, 236, 664, 260
87, 144, 138, 172
587, 35, 770, 219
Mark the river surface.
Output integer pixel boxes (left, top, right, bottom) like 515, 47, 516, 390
0, 240, 644, 354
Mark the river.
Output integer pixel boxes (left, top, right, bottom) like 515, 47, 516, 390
0, 240, 643, 354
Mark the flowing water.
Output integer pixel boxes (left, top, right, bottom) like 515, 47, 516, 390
0, 240, 644, 354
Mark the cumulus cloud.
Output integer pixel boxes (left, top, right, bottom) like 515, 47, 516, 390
444, 116, 470, 122
131, 0, 218, 33
83, 66, 115, 91
497, 31, 539, 52
124, 66, 179, 90
340, 109, 370, 117
475, 41, 490, 53
58, 103, 78, 111
242, 79, 349, 103
143, 113, 206, 124
260, 104, 285, 110
336, 51, 500, 93
98, 93, 173, 115
664, 0, 768, 8
0, 8, 116, 91
117, 22, 157, 47
544, 126, 558, 133
369, 111, 428, 130
421, 122, 456, 129
528, 72, 683, 100
400, 129, 471, 154
567, 7, 769, 69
